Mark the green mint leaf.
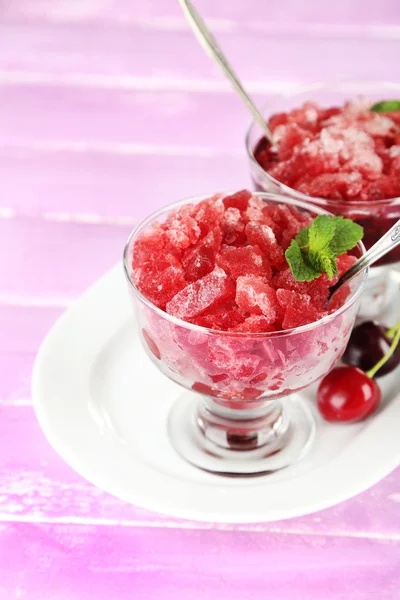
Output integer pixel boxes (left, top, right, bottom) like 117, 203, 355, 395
308, 214, 336, 252
329, 217, 363, 255
295, 226, 309, 248
285, 240, 321, 282
370, 100, 400, 113
322, 255, 338, 280
309, 247, 338, 280
287, 214, 364, 282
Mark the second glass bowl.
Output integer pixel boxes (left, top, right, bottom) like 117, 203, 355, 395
246, 81, 400, 318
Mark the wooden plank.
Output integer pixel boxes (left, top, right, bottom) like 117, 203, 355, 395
0, 404, 399, 536
0, 217, 130, 300
0, 306, 63, 404
3, 0, 400, 27
0, 86, 252, 153
0, 149, 248, 218
0, 522, 399, 600
0, 355, 36, 405
0, 24, 399, 85
0, 305, 62, 354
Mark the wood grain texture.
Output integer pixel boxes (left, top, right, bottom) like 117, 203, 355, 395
1, 0, 400, 596
0, 522, 399, 600
3, 0, 400, 27
0, 217, 130, 299
0, 306, 62, 404
0, 148, 248, 218
1, 24, 399, 85
0, 86, 252, 153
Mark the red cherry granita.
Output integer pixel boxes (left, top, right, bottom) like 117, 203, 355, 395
254, 98, 400, 201
252, 98, 400, 265
132, 190, 355, 333
129, 192, 362, 402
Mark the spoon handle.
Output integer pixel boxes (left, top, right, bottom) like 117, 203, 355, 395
329, 219, 400, 297
178, 0, 275, 145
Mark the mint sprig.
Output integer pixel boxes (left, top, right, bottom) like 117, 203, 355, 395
370, 100, 400, 113
285, 241, 320, 282
285, 215, 363, 282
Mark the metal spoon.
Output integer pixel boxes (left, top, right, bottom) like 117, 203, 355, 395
329, 219, 400, 302
178, 0, 275, 146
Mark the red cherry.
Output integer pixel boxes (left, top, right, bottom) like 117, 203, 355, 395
317, 365, 381, 423
342, 321, 400, 378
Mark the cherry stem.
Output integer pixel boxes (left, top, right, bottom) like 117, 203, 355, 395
385, 318, 400, 340
367, 322, 400, 378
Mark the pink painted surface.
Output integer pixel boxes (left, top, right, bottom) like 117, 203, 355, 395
3, 0, 400, 26
1, 1, 400, 597
0, 149, 247, 218
0, 524, 399, 600
2, 24, 400, 84
0, 86, 253, 152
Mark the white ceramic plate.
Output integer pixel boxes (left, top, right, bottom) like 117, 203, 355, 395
32, 265, 400, 523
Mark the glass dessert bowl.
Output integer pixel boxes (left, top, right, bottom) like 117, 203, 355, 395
246, 81, 400, 319
123, 191, 366, 475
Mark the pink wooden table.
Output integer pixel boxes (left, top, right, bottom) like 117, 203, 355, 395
1, 1, 400, 597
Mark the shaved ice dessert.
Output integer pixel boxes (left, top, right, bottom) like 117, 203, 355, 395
126, 192, 364, 402
255, 98, 400, 201
251, 97, 400, 265
132, 190, 355, 331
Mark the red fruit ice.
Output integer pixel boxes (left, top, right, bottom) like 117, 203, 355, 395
133, 222, 166, 264
288, 101, 320, 132
192, 381, 215, 396
272, 267, 330, 310
359, 176, 399, 201
132, 183, 363, 402
232, 315, 276, 333
207, 338, 262, 383
245, 222, 284, 266
297, 172, 363, 200
230, 353, 262, 382
241, 387, 264, 401
245, 195, 269, 223
193, 196, 224, 235
269, 111, 289, 130
220, 207, 246, 245
222, 189, 252, 212
336, 254, 357, 275
142, 329, 161, 360
236, 276, 278, 323
216, 246, 265, 280
192, 302, 246, 331
182, 228, 222, 282
164, 212, 201, 252
268, 160, 301, 188
276, 123, 312, 161
132, 191, 354, 338
254, 98, 400, 202
276, 288, 324, 330
138, 264, 187, 309
166, 266, 234, 320
317, 365, 381, 422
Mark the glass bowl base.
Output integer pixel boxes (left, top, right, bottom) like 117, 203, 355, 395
168, 392, 316, 475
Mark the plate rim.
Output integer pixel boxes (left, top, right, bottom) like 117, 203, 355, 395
32, 265, 400, 523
